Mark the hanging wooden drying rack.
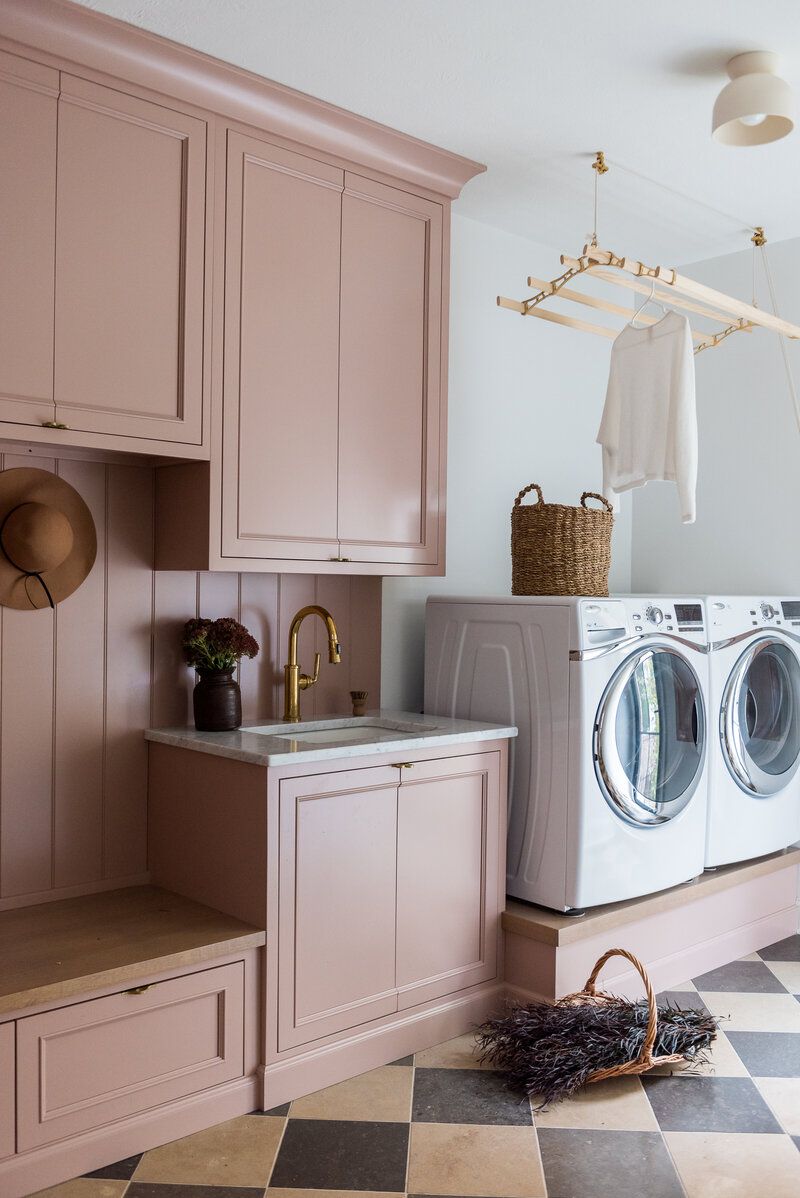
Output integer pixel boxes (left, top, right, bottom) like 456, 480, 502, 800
497, 156, 800, 355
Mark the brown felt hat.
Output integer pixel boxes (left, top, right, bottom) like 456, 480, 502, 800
0, 468, 97, 610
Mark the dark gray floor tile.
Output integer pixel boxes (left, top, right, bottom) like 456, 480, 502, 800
656, 990, 710, 1013
269, 1118, 408, 1191
412, 1067, 531, 1126
388, 1054, 414, 1066
692, 960, 788, 993
726, 1031, 800, 1077
537, 1128, 684, 1198
127, 1187, 263, 1198
642, 1075, 782, 1132
758, 935, 800, 962
83, 1153, 143, 1180
794, 1136, 800, 1152
252, 1103, 290, 1116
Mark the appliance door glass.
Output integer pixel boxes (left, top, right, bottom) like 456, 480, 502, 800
595, 647, 705, 826
721, 637, 800, 796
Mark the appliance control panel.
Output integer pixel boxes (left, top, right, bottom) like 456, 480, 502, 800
579, 597, 706, 647
705, 596, 796, 635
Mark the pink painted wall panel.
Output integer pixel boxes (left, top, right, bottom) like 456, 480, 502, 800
0, 456, 382, 907
103, 465, 153, 880
53, 459, 107, 888
0, 452, 56, 898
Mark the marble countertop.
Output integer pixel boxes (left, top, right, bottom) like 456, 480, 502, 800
145, 710, 517, 767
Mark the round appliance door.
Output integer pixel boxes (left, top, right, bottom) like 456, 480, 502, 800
594, 646, 706, 826
721, 637, 800, 796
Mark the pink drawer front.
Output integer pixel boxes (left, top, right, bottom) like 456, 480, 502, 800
0, 1022, 13, 1160
17, 962, 244, 1150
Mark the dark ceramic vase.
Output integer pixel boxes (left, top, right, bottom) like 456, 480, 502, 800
193, 668, 242, 731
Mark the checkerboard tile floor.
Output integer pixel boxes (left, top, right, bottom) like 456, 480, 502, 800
33, 935, 800, 1198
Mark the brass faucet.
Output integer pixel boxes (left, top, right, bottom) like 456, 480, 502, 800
283, 605, 342, 722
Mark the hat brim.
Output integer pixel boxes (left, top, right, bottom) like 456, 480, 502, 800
0, 468, 97, 610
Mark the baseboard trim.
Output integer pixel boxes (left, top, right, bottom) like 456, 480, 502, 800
0, 1075, 258, 1198
263, 983, 505, 1107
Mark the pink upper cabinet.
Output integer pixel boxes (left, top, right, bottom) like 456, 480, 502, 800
221, 133, 342, 560
54, 76, 207, 446
0, 50, 58, 428
338, 175, 444, 567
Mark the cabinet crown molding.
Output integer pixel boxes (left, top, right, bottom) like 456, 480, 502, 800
0, 0, 486, 199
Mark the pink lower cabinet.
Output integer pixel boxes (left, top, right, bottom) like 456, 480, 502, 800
396, 754, 501, 1008
0, 1022, 14, 1160
278, 766, 400, 1049
276, 752, 502, 1052
16, 962, 244, 1150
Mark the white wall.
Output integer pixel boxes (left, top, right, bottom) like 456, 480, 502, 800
631, 236, 800, 595
381, 214, 632, 711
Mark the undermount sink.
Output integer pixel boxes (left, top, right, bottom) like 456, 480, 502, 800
243, 717, 442, 747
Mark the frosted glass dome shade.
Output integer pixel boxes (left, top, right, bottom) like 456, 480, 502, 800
712, 52, 794, 146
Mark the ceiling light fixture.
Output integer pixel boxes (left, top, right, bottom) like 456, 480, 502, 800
712, 51, 794, 145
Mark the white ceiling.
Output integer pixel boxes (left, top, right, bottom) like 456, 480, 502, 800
74, 0, 800, 265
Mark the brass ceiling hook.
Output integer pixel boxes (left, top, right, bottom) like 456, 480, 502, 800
592, 151, 609, 175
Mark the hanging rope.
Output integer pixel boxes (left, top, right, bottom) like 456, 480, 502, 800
757, 241, 800, 438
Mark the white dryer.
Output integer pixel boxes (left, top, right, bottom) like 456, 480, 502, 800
703, 596, 800, 867
425, 595, 709, 912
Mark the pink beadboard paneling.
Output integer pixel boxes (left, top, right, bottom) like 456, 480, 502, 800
238, 573, 279, 721
53, 459, 106, 889
0, 453, 56, 898
314, 574, 352, 715
104, 465, 153, 880
151, 571, 198, 730
0, 454, 382, 909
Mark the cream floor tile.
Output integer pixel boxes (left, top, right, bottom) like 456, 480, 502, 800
133, 1112, 285, 1186
533, 1076, 658, 1130
647, 1029, 749, 1078
289, 1064, 413, 1121
268, 1192, 400, 1198
415, 1032, 492, 1070
737, 952, 762, 962
407, 1121, 546, 1197
753, 1077, 800, 1135
765, 959, 800, 993
699, 990, 800, 1032
668, 979, 699, 991
30, 1183, 127, 1198
665, 1131, 800, 1198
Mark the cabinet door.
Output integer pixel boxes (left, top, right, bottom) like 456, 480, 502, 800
0, 1021, 13, 1161
0, 50, 58, 428
338, 174, 444, 567
54, 76, 206, 444
278, 766, 398, 1049
396, 752, 501, 1009
221, 133, 342, 562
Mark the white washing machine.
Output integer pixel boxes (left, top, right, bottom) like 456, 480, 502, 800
425, 595, 709, 912
703, 596, 800, 867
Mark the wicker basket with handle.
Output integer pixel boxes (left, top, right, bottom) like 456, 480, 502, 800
559, 948, 688, 1083
511, 482, 613, 597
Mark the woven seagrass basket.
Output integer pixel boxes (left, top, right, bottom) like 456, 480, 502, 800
511, 482, 614, 597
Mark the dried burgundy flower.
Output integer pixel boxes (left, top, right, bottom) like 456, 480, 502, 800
182, 616, 260, 672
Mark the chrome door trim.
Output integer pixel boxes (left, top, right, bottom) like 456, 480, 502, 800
710, 627, 800, 652
593, 645, 706, 828
720, 636, 800, 797
571, 633, 708, 662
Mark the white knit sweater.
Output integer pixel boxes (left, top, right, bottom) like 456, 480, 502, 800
597, 309, 697, 523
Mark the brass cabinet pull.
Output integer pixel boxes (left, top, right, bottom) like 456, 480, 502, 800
329, 556, 351, 562
125, 984, 152, 995
392, 763, 414, 769
41, 421, 69, 430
